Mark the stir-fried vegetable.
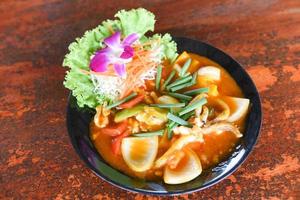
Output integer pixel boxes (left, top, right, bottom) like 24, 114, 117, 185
183, 87, 209, 96
100, 120, 128, 136
111, 130, 131, 155
161, 70, 176, 90
135, 106, 168, 126
168, 92, 192, 101
179, 97, 207, 116
167, 111, 195, 139
179, 58, 192, 77
167, 113, 190, 126
166, 75, 192, 90
150, 103, 185, 108
119, 94, 145, 109
169, 81, 195, 92
132, 129, 165, 137
107, 92, 137, 109
114, 104, 145, 123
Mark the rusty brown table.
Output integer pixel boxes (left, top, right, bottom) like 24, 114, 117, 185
1, 0, 299, 199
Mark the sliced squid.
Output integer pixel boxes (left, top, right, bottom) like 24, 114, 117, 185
154, 135, 204, 168
202, 121, 242, 138
174, 121, 242, 138
212, 98, 230, 122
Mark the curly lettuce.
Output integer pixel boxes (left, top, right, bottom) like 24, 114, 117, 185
63, 8, 178, 109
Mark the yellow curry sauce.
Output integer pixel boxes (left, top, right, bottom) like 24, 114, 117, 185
90, 53, 247, 181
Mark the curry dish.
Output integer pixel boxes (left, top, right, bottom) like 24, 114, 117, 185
62, 8, 249, 185
90, 52, 249, 184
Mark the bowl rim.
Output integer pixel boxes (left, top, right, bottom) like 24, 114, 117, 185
66, 37, 262, 196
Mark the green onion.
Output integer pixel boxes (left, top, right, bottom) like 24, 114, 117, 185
161, 70, 176, 90
155, 65, 163, 91
150, 103, 185, 108
179, 97, 207, 116
180, 58, 192, 77
107, 92, 137, 109
132, 130, 165, 137
191, 72, 197, 84
169, 81, 194, 92
167, 112, 190, 126
183, 87, 209, 96
168, 92, 192, 101
166, 75, 192, 90
167, 121, 176, 140
167, 111, 195, 140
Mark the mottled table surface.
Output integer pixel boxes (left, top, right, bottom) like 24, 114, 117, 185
0, 0, 299, 199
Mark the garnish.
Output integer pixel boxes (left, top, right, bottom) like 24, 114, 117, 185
90, 31, 139, 77
63, 8, 178, 108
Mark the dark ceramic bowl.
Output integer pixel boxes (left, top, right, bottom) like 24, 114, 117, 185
66, 37, 262, 195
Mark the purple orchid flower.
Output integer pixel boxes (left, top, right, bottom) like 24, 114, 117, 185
90, 31, 139, 77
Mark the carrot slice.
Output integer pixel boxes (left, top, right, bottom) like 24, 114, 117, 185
100, 120, 128, 137
111, 130, 131, 155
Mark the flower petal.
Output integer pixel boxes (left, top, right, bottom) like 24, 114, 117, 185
104, 31, 121, 49
95, 47, 112, 55
120, 46, 134, 59
90, 53, 111, 72
114, 63, 126, 77
122, 33, 139, 46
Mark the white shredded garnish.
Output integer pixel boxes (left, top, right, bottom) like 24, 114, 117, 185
90, 74, 125, 101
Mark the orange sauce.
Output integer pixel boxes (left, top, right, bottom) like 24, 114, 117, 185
90, 53, 246, 180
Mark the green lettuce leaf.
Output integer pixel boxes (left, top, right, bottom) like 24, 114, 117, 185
115, 8, 155, 36
63, 20, 121, 108
150, 33, 178, 63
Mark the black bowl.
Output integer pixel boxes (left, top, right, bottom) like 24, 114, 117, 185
66, 37, 262, 195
